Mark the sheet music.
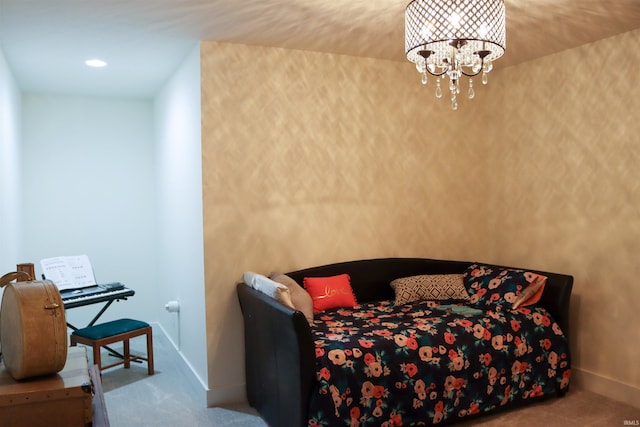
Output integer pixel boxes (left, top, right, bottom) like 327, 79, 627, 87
40, 255, 97, 291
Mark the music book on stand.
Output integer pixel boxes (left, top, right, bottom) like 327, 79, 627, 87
40, 255, 96, 291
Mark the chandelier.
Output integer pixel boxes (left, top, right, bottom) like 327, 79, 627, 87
405, 0, 506, 109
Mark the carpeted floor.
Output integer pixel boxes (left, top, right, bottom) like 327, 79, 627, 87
92, 325, 638, 427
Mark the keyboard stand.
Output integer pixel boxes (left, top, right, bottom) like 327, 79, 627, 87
66, 299, 117, 332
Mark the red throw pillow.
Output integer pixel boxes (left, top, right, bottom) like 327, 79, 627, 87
303, 274, 357, 313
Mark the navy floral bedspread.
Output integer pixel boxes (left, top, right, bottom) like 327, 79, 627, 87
308, 301, 571, 426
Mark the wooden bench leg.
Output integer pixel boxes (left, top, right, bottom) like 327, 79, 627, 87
94, 344, 102, 371
146, 328, 154, 375
124, 339, 130, 369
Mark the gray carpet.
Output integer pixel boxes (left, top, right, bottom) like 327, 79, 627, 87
92, 326, 638, 426
94, 325, 266, 427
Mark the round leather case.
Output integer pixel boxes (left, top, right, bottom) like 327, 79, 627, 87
1, 274, 67, 380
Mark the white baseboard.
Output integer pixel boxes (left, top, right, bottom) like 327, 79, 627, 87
572, 367, 640, 409
152, 321, 210, 405
206, 383, 246, 407
153, 322, 248, 407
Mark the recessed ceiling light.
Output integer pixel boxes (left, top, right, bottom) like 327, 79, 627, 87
85, 59, 107, 68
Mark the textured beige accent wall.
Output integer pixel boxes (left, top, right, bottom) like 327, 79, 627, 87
485, 29, 640, 405
200, 41, 495, 400
201, 30, 640, 406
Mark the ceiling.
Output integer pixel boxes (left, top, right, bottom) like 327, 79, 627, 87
1, 0, 639, 97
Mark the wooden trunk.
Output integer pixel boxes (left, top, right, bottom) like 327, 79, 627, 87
0, 278, 67, 380
0, 347, 94, 426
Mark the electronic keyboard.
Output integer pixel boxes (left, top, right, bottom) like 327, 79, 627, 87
61, 283, 135, 309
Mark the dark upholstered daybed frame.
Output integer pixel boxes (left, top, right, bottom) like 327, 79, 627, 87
236, 258, 573, 427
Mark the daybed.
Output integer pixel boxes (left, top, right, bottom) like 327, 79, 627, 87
236, 258, 573, 427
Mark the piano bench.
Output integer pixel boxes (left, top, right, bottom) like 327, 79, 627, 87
70, 318, 154, 375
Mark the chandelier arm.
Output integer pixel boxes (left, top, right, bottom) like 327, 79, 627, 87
462, 50, 490, 77
460, 49, 489, 77
425, 69, 448, 77
460, 69, 482, 78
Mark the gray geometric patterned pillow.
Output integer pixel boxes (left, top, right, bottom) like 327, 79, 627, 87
390, 274, 470, 305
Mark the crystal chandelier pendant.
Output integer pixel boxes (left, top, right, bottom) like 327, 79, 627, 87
405, 0, 506, 109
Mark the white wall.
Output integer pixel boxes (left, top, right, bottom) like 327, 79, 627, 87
12, 44, 207, 396
153, 44, 208, 392
5, 41, 208, 400
21, 94, 159, 329
0, 48, 22, 272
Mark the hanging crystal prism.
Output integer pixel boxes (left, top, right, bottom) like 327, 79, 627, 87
435, 79, 442, 98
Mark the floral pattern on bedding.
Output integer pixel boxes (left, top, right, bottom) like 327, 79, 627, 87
463, 264, 547, 310
308, 300, 570, 427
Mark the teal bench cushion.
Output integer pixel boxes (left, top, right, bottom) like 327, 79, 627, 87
72, 318, 149, 340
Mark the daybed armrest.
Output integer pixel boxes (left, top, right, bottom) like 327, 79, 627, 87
237, 283, 315, 427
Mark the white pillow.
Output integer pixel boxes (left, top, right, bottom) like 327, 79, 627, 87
242, 272, 294, 309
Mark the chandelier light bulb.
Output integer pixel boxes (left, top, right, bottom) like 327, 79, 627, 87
478, 23, 490, 38
420, 24, 433, 39
449, 12, 462, 29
